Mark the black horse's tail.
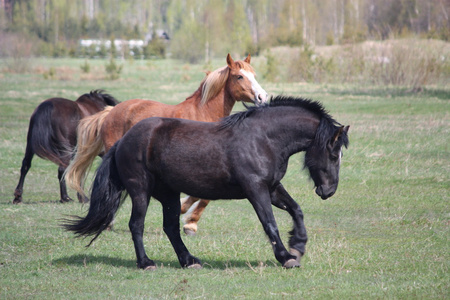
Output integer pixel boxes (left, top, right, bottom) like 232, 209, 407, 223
62, 144, 126, 246
29, 101, 71, 166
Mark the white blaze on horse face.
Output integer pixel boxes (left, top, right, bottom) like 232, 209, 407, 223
240, 69, 268, 105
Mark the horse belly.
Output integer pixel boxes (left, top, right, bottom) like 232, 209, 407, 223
167, 178, 245, 200
156, 145, 245, 199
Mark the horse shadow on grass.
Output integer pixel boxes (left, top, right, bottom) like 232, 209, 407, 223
53, 254, 277, 270
1, 198, 80, 206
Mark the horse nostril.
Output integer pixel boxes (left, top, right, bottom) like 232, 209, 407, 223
315, 186, 323, 197
315, 186, 335, 200
258, 93, 268, 103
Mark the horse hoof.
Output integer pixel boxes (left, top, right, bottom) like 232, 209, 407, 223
187, 263, 202, 269
143, 265, 157, 271
79, 198, 89, 204
60, 197, 74, 203
183, 228, 197, 236
283, 259, 301, 268
13, 198, 22, 204
289, 248, 303, 264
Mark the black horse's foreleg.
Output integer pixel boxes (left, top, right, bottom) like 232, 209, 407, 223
58, 165, 74, 203
13, 144, 34, 204
160, 194, 202, 268
246, 186, 299, 268
271, 184, 307, 261
129, 194, 156, 270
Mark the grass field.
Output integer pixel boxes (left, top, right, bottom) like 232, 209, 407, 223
0, 57, 448, 299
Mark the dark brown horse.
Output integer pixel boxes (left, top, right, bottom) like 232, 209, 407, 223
65, 54, 268, 222
13, 90, 119, 204
63, 96, 349, 270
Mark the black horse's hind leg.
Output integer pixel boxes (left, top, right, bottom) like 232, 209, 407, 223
58, 165, 74, 203
159, 192, 202, 268
13, 144, 34, 204
129, 193, 156, 270
246, 185, 299, 268
270, 183, 308, 263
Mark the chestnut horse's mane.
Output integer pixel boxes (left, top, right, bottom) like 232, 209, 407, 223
200, 61, 255, 106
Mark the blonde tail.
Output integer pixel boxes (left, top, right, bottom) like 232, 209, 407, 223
65, 106, 114, 198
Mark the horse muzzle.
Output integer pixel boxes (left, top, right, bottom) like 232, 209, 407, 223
315, 185, 336, 200
255, 92, 269, 106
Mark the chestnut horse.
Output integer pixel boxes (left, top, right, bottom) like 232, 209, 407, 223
13, 90, 119, 204
65, 54, 268, 225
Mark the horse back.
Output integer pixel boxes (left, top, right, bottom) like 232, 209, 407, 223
101, 99, 178, 150
115, 117, 246, 200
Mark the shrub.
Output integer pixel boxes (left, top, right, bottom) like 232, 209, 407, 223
286, 44, 335, 83
43, 67, 56, 80
80, 60, 90, 73
143, 37, 166, 59
105, 58, 123, 80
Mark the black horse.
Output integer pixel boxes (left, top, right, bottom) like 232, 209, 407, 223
13, 90, 119, 204
63, 95, 349, 269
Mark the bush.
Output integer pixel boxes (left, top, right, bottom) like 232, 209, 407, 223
43, 67, 56, 80
105, 58, 123, 80
287, 44, 335, 83
80, 60, 90, 73
143, 37, 166, 59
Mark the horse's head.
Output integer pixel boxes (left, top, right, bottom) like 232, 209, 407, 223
305, 125, 349, 200
226, 54, 268, 105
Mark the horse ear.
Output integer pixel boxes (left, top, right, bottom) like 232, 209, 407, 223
244, 54, 251, 63
331, 126, 344, 147
227, 53, 236, 69
343, 125, 350, 134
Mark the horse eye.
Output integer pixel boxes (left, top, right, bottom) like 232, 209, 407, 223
237, 75, 243, 80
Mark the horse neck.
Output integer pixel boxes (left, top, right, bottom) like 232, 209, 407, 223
177, 84, 236, 122
260, 108, 319, 156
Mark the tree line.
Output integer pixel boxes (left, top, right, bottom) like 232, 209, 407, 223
1, 0, 449, 62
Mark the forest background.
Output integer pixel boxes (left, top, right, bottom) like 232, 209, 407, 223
1, 0, 449, 89
1, 1, 449, 60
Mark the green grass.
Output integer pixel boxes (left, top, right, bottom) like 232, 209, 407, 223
0, 57, 449, 299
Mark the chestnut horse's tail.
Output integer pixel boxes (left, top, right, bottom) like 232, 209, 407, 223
65, 106, 114, 198
63, 144, 126, 246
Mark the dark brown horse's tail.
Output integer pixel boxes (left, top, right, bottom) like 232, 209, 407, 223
29, 101, 72, 166
63, 144, 126, 245
64, 106, 114, 198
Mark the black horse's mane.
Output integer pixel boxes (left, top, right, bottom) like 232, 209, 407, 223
219, 95, 336, 128
78, 89, 120, 106
218, 95, 348, 149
